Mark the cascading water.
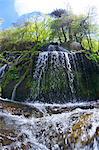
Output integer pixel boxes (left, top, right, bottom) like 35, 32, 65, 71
0, 64, 8, 78
0, 64, 8, 98
33, 48, 75, 102
0, 45, 99, 149
34, 52, 49, 96
32, 45, 99, 103
1, 45, 98, 102
64, 52, 75, 100
0, 98, 99, 150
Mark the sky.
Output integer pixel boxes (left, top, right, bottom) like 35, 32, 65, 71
15, 0, 99, 16
0, 0, 18, 28
0, 0, 99, 29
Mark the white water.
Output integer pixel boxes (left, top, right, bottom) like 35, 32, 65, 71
64, 52, 75, 100
0, 100, 99, 150
34, 50, 75, 101
34, 52, 49, 96
0, 64, 8, 78
0, 47, 98, 149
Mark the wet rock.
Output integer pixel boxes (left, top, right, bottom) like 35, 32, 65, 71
0, 98, 43, 118
0, 98, 99, 150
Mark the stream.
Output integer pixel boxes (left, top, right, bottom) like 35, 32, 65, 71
0, 46, 99, 149
0, 98, 99, 150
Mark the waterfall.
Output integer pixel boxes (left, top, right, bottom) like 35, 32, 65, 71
0, 64, 8, 78
34, 48, 75, 102
34, 52, 49, 96
64, 52, 75, 100
33, 45, 99, 102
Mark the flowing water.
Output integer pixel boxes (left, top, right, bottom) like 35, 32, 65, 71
0, 99, 99, 150
0, 46, 99, 149
33, 48, 98, 102
34, 50, 75, 102
0, 64, 8, 78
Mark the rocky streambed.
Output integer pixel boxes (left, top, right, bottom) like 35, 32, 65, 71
0, 98, 99, 150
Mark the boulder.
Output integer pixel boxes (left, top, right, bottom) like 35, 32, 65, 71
70, 41, 82, 51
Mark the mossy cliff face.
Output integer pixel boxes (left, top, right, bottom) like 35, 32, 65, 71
32, 51, 99, 102
1, 50, 39, 101
1, 50, 99, 102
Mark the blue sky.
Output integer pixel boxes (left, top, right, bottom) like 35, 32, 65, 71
0, 0, 19, 29
0, 0, 99, 29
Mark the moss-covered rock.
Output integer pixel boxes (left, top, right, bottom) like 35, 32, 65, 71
1, 50, 39, 101
1, 49, 99, 102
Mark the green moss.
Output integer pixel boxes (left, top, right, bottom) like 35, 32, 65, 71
2, 66, 20, 90
25, 76, 33, 89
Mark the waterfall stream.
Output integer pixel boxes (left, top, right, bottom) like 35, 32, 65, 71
0, 64, 8, 78
0, 46, 99, 149
34, 50, 76, 102
32, 46, 98, 103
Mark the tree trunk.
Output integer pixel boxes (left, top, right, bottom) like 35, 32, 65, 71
68, 27, 73, 42
58, 32, 62, 44
11, 71, 28, 100
61, 27, 67, 42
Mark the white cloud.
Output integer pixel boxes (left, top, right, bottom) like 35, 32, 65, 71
15, 0, 66, 15
69, 0, 99, 14
15, 0, 99, 20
